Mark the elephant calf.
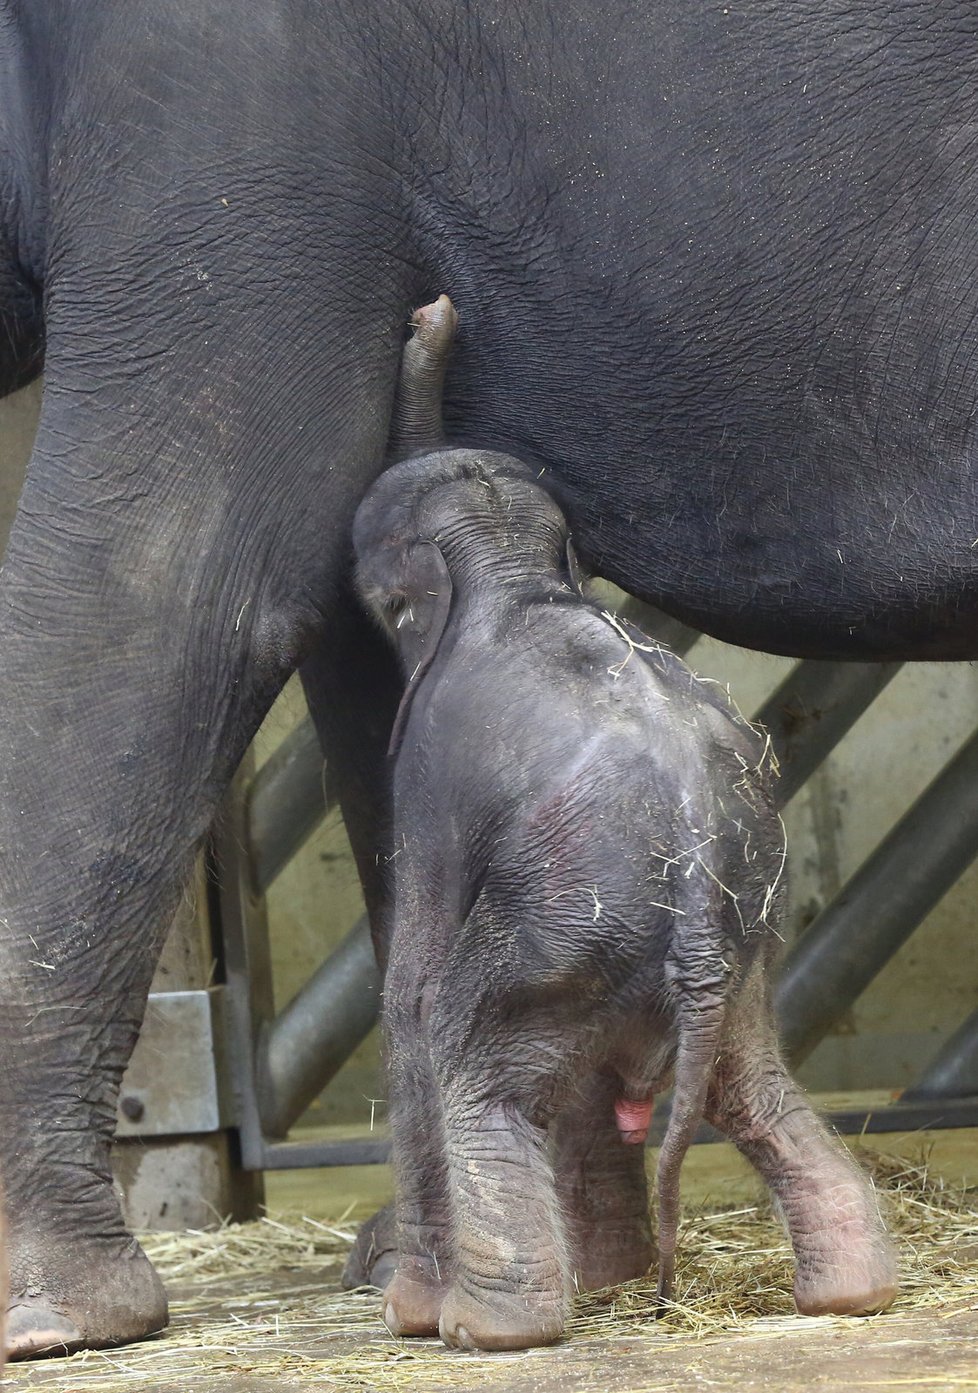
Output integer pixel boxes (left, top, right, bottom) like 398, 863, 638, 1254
351, 297, 897, 1352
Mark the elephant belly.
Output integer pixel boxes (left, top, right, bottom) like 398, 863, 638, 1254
570, 456, 978, 662
425, 2, 978, 662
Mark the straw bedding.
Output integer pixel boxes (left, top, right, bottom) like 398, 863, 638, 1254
5, 1147, 977, 1391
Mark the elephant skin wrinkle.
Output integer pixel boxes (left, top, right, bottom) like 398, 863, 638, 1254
2, 0, 973, 1359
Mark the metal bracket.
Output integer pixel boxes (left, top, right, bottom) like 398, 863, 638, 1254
115, 988, 230, 1138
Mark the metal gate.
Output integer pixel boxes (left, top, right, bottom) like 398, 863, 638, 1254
120, 593, 978, 1186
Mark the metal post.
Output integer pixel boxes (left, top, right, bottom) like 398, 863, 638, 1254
903, 1008, 978, 1101
215, 759, 278, 1170
112, 856, 264, 1227
257, 915, 381, 1138
757, 661, 901, 806
775, 725, 978, 1065
248, 717, 332, 894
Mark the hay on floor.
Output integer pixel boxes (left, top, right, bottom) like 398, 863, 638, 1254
4, 1147, 977, 1391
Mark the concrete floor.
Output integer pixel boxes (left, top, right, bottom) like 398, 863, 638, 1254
13, 1268, 978, 1393
7, 1127, 978, 1392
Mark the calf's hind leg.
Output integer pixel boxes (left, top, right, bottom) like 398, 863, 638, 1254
553, 1071, 655, 1292
435, 1085, 568, 1352
708, 963, 898, 1316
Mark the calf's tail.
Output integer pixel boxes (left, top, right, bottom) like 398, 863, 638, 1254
657, 969, 730, 1303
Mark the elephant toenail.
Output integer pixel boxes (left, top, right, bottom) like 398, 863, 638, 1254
456, 1325, 475, 1349
383, 1302, 400, 1335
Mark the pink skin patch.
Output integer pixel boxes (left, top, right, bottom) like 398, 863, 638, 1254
615, 1096, 654, 1145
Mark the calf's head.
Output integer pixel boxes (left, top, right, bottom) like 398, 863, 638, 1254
354, 451, 573, 677
353, 296, 580, 697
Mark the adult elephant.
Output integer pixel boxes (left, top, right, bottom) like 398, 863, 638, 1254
0, 0, 976, 1360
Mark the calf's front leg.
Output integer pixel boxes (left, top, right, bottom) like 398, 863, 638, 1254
380, 949, 455, 1338
425, 957, 577, 1351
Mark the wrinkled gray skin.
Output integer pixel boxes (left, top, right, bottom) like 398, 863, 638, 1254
347, 302, 897, 1352
1, 0, 972, 1359
0, 1190, 5, 1372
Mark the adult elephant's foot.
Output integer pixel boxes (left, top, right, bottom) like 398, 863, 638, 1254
341, 1204, 399, 1291
382, 1261, 449, 1337
438, 1282, 565, 1351
6, 1233, 168, 1360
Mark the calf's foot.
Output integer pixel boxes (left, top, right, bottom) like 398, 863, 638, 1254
341, 1204, 399, 1291
383, 1260, 449, 1337
438, 1280, 565, 1351
708, 964, 898, 1322
569, 1220, 655, 1292
790, 1185, 898, 1316
554, 1076, 655, 1292
6, 1231, 167, 1360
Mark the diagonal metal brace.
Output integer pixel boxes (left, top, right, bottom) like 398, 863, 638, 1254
776, 725, 978, 1065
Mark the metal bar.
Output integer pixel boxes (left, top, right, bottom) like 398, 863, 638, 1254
248, 717, 331, 895
253, 1094, 978, 1171
904, 1008, 978, 1101
756, 661, 902, 807
262, 1137, 392, 1169
257, 914, 381, 1138
775, 725, 978, 1065
648, 1098, 978, 1145
214, 761, 278, 1171
805, 1097, 978, 1135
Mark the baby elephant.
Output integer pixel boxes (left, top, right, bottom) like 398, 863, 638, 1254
352, 297, 897, 1352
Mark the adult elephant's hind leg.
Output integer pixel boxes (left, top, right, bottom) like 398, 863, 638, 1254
707, 962, 898, 1317
0, 335, 395, 1357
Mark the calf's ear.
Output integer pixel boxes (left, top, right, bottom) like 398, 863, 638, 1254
388, 541, 453, 755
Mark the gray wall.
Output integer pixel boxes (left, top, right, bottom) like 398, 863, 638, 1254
3, 381, 976, 1126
